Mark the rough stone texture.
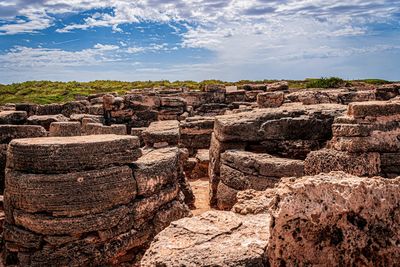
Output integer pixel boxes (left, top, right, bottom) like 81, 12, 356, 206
179, 116, 214, 156
306, 100, 400, 178
27, 114, 69, 130
142, 120, 180, 148
0, 111, 27, 125
83, 123, 127, 135
5, 166, 136, 217
286, 89, 376, 105
131, 127, 146, 146
214, 103, 346, 142
4, 135, 191, 266
257, 92, 284, 108
7, 135, 141, 173
49, 121, 81, 137
133, 147, 179, 197
236, 172, 400, 267
141, 211, 271, 267
305, 149, 381, 177
267, 81, 289, 92
0, 125, 47, 144
210, 103, 345, 208
216, 150, 304, 210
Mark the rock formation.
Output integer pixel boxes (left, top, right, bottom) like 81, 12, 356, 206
3, 135, 191, 266
305, 99, 400, 177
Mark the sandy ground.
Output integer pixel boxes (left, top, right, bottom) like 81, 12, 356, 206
189, 177, 212, 216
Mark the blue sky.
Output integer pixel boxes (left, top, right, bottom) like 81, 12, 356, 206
0, 0, 400, 83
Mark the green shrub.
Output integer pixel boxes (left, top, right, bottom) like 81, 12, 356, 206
305, 77, 347, 89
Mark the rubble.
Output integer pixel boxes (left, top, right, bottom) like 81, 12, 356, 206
142, 172, 400, 266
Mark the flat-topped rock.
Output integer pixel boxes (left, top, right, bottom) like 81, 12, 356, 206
0, 125, 47, 143
222, 150, 304, 178
7, 135, 141, 173
217, 150, 304, 210
49, 121, 81, 137
27, 114, 69, 130
257, 92, 284, 108
214, 103, 346, 142
0, 111, 27, 125
141, 211, 271, 267
133, 147, 180, 197
142, 120, 180, 147
348, 100, 400, 118
84, 123, 127, 135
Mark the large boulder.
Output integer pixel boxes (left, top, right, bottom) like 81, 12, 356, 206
235, 172, 400, 266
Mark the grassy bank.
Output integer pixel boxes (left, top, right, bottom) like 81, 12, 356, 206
0, 78, 394, 104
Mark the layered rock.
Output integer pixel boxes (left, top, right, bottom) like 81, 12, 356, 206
179, 116, 214, 156
210, 103, 346, 207
0, 125, 47, 193
3, 135, 191, 266
217, 150, 304, 210
26, 114, 69, 130
257, 92, 284, 108
286, 88, 376, 105
142, 120, 180, 148
83, 123, 127, 135
305, 100, 400, 177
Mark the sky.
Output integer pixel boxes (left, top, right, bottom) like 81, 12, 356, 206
0, 0, 400, 83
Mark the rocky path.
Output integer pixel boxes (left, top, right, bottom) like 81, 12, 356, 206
189, 177, 211, 215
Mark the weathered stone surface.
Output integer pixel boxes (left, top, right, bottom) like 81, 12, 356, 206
142, 120, 180, 147
222, 150, 304, 178
133, 147, 179, 197
61, 101, 89, 117
141, 211, 270, 267
27, 114, 69, 130
216, 182, 239, 210
179, 116, 214, 154
13, 204, 131, 235
267, 172, 400, 267
216, 150, 304, 209
7, 135, 141, 173
257, 92, 284, 108
153, 200, 191, 233
83, 123, 127, 135
329, 129, 400, 152
49, 121, 81, 137
305, 149, 381, 177
132, 184, 180, 221
161, 97, 187, 107
214, 103, 346, 142
286, 89, 375, 105
209, 133, 246, 207
380, 152, 400, 177
0, 125, 47, 143
6, 166, 136, 216
0, 111, 27, 125
348, 100, 400, 118
267, 81, 289, 91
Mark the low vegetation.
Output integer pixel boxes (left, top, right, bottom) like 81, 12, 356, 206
0, 78, 395, 104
